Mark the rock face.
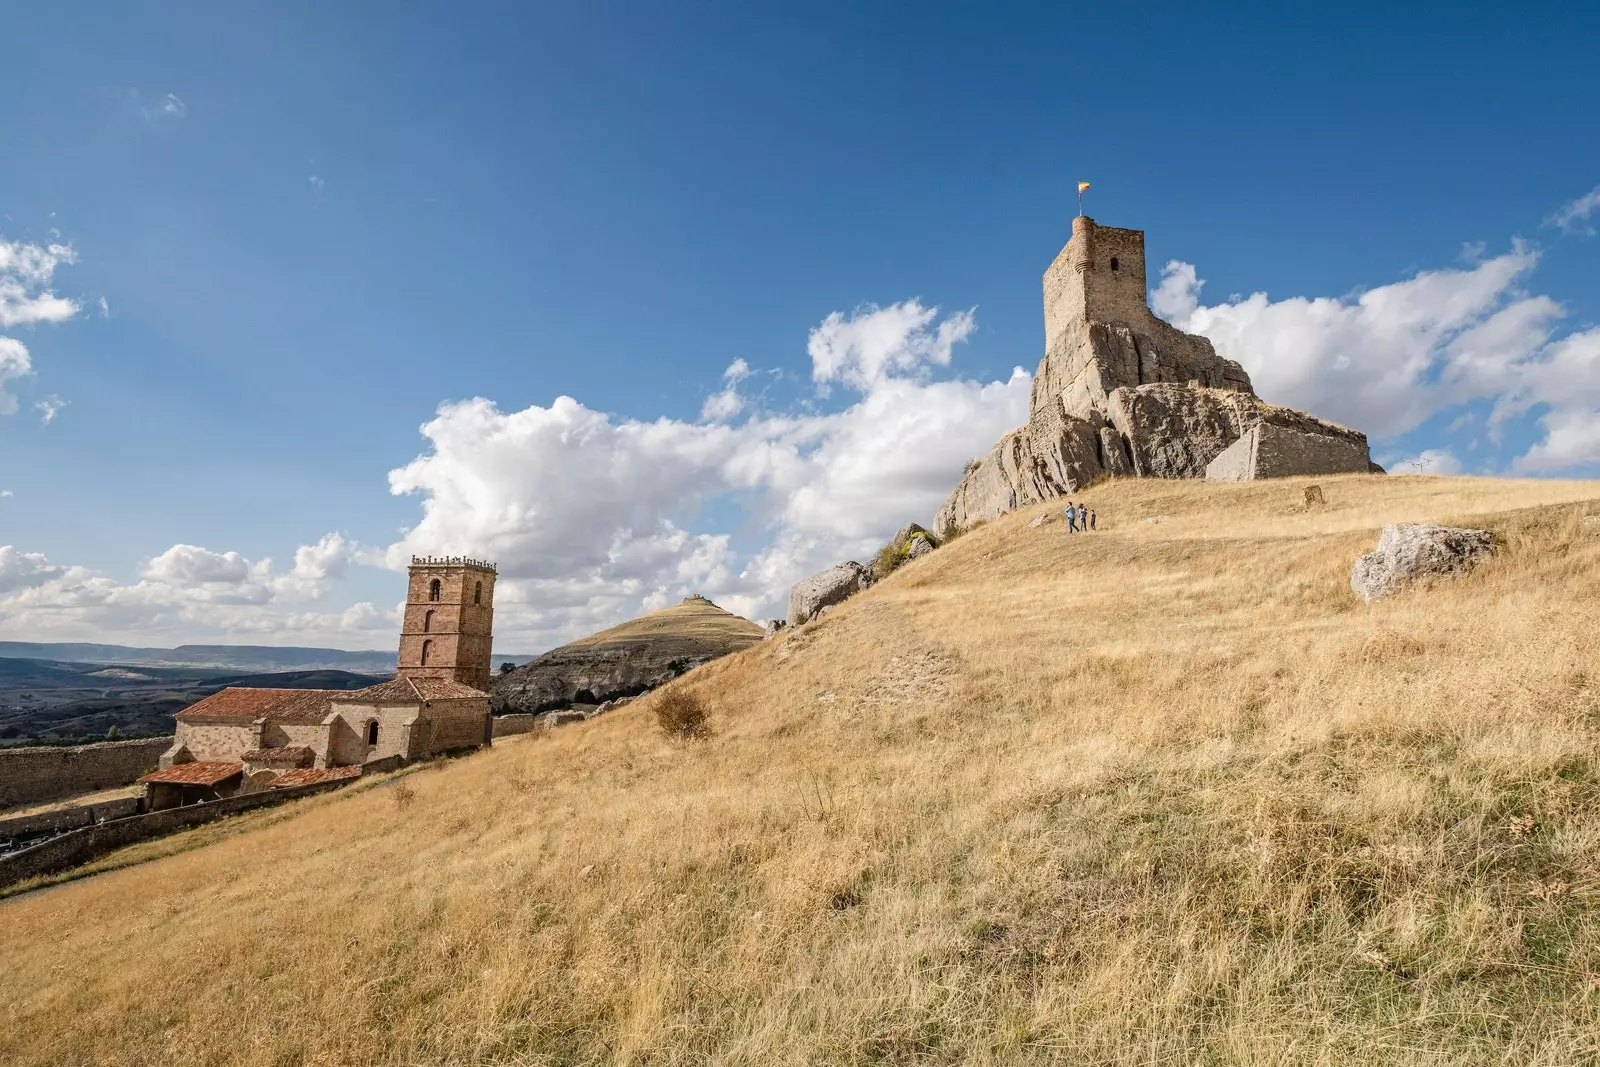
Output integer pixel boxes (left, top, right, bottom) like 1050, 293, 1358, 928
867, 523, 939, 582
1350, 524, 1494, 601
934, 216, 1373, 532
788, 562, 867, 627
492, 596, 763, 714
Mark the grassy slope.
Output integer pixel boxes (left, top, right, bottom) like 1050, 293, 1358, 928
4, 474, 1600, 1065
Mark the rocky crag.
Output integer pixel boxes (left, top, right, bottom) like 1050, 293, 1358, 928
935, 216, 1375, 531
491, 596, 763, 715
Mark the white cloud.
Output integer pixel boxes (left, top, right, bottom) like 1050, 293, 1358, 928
143, 544, 254, 586
0, 236, 80, 414
0, 546, 64, 595
97, 295, 110, 318
0, 490, 12, 498
700, 358, 751, 422
35, 395, 65, 423
1546, 184, 1600, 236
0, 534, 388, 644
0, 239, 78, 327
1388, 448, 1464, 476
0, 337, 30, 416
377, 301, 1027, 646
1153, 246, 1557, 439
808, 299, 976, 391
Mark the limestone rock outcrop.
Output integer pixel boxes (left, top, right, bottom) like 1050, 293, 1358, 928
934, 216, 1374, 531
1351, 523, 1494, 602
492, 596, 763, 714
788, 562, 867, 627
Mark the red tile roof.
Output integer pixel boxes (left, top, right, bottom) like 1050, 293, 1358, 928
176, 688, 347, 725
268, 765, 362, 789
139, 761, 245, 786
241, 746, 314, 765
341, 676, 487, 703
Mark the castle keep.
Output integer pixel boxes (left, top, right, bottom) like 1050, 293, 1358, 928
936, 216, 1374, 530
140, 557, 497, 808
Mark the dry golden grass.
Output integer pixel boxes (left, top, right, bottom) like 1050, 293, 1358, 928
5, 474, 1600, 1065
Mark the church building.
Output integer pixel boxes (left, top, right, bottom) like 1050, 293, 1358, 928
141, 558, 498, 807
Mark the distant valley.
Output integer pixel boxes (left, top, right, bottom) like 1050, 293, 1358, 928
0, 642, 539, 745
0, 657, 390, 746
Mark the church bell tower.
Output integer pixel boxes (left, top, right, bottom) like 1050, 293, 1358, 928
397, 557, 497, 692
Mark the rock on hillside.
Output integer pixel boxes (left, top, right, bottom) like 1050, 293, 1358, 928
491, 596, 763, 714
787, 562, 867, 627
934, 216, 1372, 532
1351, 523, 1494, 601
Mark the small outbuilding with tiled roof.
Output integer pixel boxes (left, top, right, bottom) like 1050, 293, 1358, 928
139, 760, 246, 810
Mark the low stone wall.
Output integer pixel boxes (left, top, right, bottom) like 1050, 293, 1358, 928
0, 737, 172, 809
492, 714, 543, 737
0, 775, 358, 891
0, 797, 143, 845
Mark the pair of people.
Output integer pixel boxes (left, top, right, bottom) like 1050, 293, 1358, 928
1063, 502, 1096, 532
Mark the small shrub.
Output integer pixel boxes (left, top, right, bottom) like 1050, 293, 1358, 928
873, 541, 905, 580
391, 782, 417, 811
654, 688, 712, 741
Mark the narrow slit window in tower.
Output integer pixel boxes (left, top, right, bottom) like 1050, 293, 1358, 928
423, 610, 433, 633
421, 639, 432, 666
367, 720, 379, 746
428, 578, 441, 602
474, 581, 482, 605
1110, 256, 1120, 272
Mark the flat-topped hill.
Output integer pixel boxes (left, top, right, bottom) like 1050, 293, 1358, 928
6, 474, 1600, 1064
491, 596, 763, 713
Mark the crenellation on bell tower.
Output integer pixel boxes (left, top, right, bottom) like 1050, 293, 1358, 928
397, 556, 497, 693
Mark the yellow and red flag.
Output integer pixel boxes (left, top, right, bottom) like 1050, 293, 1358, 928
1078, 181, 1091, 194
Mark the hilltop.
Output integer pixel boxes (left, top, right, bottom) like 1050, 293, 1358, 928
492, 595, 764, 713
4, 474, 1600, 1064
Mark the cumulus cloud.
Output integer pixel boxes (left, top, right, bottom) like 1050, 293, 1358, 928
808, 299, 976, 390
0, 236, 80, 414
0, 534, 388, 644
1152, 241, 1600, 473
376, 301, 1027, 647
1152, 245, 1555, 438
1546, 184, 1600, 236
0, 546, 64, 595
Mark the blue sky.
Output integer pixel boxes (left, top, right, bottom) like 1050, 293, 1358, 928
2, 1, 1598, 652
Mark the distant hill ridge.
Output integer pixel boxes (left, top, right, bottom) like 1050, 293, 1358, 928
493, 596, 763, 713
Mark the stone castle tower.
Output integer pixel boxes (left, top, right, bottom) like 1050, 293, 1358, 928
397, 557, 497, 693
933, 215, 1374, 531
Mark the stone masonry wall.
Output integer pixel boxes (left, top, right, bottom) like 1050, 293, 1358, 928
0, 775, 358, 890
1206, 420, 1372, 482
0, 797, 143, 843
1254, 420, 1372, 478
0, 737, 172, 809
173, 722, 259, 763
492, 714, 543, 737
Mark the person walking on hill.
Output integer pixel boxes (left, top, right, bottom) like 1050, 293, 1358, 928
1065, 503, 1078, 532
1089, 509, 1097, 532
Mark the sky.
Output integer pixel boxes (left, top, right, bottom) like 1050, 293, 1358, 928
2, 1, 1598, 655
